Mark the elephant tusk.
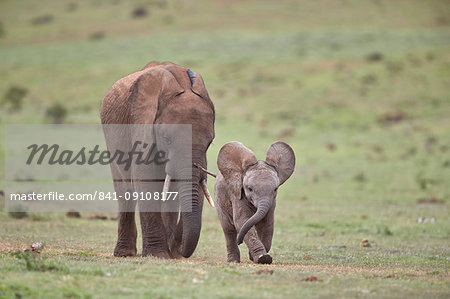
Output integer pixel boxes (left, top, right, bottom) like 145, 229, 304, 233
201, 179, 215, 208
163, 174, 171, 198
194, 163, 217, 178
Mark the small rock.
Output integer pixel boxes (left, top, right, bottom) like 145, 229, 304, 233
192, 277, 203, 283
418, 217, 436, 223
30, 242, 43, 253
132, 7, 148, 18
66, 210, 81, 218
360, 239, 371, 247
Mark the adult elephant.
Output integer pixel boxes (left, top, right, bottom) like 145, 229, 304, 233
101, 62, 215, 258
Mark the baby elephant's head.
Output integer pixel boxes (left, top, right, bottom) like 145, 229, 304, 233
217, 141, 296, 244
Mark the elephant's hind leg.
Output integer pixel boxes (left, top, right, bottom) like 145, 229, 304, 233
113, 179, 137, 257
114, 210, 137, 257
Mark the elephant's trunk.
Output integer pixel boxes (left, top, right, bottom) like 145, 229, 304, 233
237, 199, 271, 245
178, 173, 202, 257
175, 149, 207, 258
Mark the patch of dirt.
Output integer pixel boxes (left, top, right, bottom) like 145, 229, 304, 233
417, 197, 444, 204
366, 52, 384, 62
372, 145, 384, 153
66, 210, 81, 218
88, 214, 108, 220
275, 264, 433, 278
132, 7, 149, 18
301, 275, 323, 282
326, 143, 336, 152
255, 269, 274, 275
89, 31, 105, 41
30, 14, 53, 25
378, 111, 406, 124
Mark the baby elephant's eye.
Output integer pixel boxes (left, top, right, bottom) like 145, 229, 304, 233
247, 186, 253, 192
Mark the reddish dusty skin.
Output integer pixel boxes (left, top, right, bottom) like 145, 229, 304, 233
101, 62, 215, 258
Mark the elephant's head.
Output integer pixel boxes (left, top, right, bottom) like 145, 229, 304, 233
128, 62, 215, 257
217, 141, 295, 245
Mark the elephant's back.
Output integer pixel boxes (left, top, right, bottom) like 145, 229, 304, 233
101, 61, 188, 124
101, 69, 149, 124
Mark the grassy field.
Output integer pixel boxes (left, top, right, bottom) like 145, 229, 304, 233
1, 0, 449, 298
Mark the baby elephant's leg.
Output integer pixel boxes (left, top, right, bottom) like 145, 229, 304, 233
238, 225, 272, 264
255, 208, 275, 253
217, 209, 240, 262
224, 227, 240, 263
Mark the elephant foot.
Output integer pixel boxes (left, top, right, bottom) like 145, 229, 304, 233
168, 248, 183, 259
227, 255, 240, 263
256, 254, 272, 264
227, 259, 240, 263
142, 249, 171, 259
114, 243, 137, 257
167, 238, 182, 259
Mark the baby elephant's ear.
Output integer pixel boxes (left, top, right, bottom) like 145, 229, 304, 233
218, 142, 257, 200
266, 141, 296, 186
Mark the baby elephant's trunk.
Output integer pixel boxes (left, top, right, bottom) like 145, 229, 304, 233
236, 199, 271, 245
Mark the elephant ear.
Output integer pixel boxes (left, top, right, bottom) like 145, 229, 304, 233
187, 69, 211, 100
128, 68, 184, 124
266, 141, 296, 186
217, 142, 257, 200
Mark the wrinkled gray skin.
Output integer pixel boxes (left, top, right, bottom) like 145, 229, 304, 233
101, 62, 215, 258
214, 141, 295, 264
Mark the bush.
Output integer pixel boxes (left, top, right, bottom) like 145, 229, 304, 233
8, 203, 28, 219
45, 103, 68, 123
30, 14, 53, 26
2, 85, 28, 112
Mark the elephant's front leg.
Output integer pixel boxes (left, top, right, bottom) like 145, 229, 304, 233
234, 203, 272, 264
134, 163, 170, 258
255, 206, 275, 253
240, 226, 272, 264
217, 205, 240, 262
139, 211, 170, 258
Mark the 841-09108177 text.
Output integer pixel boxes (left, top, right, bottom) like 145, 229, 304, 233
99, 191, 178, 201
9, 191, 178, 201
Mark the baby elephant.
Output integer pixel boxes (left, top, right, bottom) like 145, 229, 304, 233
214, 141, 295, 264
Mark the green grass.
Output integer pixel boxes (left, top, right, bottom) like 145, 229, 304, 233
1, 0, 450, 298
